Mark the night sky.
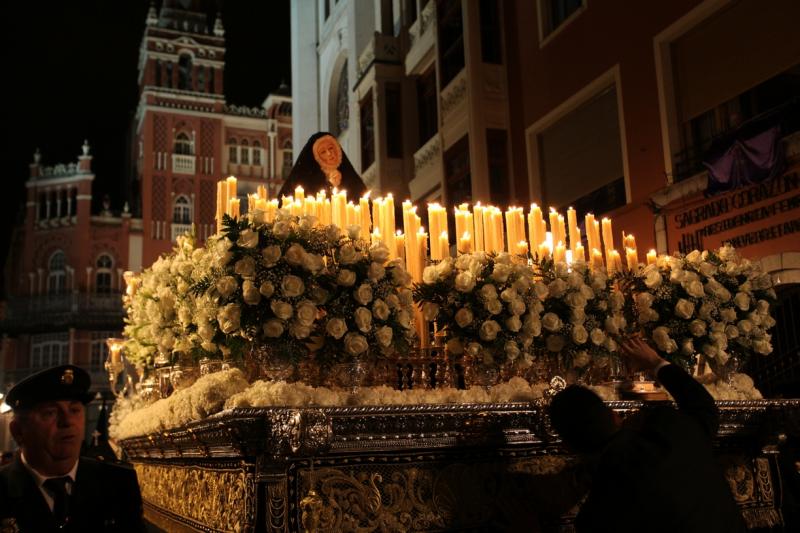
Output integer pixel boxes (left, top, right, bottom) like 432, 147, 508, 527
0, 0, 291, 286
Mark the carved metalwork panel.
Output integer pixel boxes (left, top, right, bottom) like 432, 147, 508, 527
134, 461, 255, 532
720, 455, 782, 529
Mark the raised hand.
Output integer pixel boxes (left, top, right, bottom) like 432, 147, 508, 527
619, 337, 666, 373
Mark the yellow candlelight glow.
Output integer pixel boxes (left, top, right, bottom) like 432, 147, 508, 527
647, 249, 658, 265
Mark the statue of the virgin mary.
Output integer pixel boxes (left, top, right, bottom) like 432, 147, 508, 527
277, 132, 367, 199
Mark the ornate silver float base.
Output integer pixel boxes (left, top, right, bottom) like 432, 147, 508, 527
121, 400, 800, 532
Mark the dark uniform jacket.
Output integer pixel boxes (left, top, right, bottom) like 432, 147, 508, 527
0, 455, 145, 532
576, 364, 746, 533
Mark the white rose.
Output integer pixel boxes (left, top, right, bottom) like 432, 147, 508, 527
280, 275, 305, 298
296, 300, 317, 326
216, 276, 238, 298
422, 266, 439, 284
270, 300, 293, 320
572, 324, 588, 344
368, 262, 386, 281
455, 270, 475, 292
689, 319, 707, 337
262, 245, 282, 266
644, 269, 662, 289
325, 225, 341, 242
372, 299, 390, 321
570, 307, 586, 324
354, 284, 373, 305
548, 279, 568, 298
354, 306, 373, 332
272, 220, 291, 239
370, 242, 391, 263
242, 280, 261, 305
546, 335, 565, 352
285, 243, 306, 265
326, 317, 348, 339
259, 281, 275, 298
565, 291, 588, 309
734, 292, 750, 311
338, 243, 358, 264
391, 266, 412, 287
505, 315, 522, 332
237, 229, 259, 249
590, 328, 606, 346
524, 316, 542, 337
604, 316, 620, 336
480, 284, 498, 301
698, 302, 715, 321
422, 302, 439, 321
698, 262, 716, 277
344, 332, 369, 355
542, 312, 562, 332
683, 280, 705, 298
674, 298, 695, 320
509, 299, 526, 316
505, 341, 521, 361
217, 303, 241, 334
291, 323, 311, 339
337, 269, 356, 287
302, 253, 325, 274
499, 288, 517, 303
681, 339, 695, 356
376, 326, 393, 347
455, 308, 474, 328
446, 338, 464, 355
398, 288, 413, 306
686, 250, 702, 264
652, 326, 675, 352
479, 320, 501, 341
396, 310, 412, 329
753, 339, 772, 355
737, 319, 753, 334
720, 307, 737, 323
635, 292, 654, 309
485, 299, 503, 315
492, 264, 512, 283
533, 282, 549, 300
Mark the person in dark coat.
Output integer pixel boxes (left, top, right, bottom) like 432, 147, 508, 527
277, 132, 367, 200
549, 338, 746, 533
0, 365, 145, 532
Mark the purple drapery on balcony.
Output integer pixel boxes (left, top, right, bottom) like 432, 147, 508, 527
704, 126, 784, 195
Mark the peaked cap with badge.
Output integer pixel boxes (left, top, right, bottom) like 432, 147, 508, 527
4, 365, 93, 411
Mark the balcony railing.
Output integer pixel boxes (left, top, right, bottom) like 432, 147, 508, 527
171, 222, 193, 242
672, 97, 800, 184
1, 293, 124, 330
405, 0, 436, 75
172, 154, 196, 175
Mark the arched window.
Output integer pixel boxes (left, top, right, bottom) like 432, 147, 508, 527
173, 195, 192, 224
252, 140, 262, 166
240, 139, 250, 165
95, 254, 113, 294
208, 66, 215, 93
282, 139, 293, 179
333, 60, 349, 136
155, 59, 162, 86
166, 62, 174, 88
174, 132, 193, 155
228, 139, 238, 163
48, 250, 66, 294
178, 54, 193, 90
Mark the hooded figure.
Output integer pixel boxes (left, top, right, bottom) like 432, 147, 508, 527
277, 132, 367, 200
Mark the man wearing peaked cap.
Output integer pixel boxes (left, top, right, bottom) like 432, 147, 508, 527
0, 365, 145, 532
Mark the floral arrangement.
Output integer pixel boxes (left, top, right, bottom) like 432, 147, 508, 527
413, 252, 539, 368
528, 258, 622, 371
316, 240, 416, 364
623, 245, 776, 372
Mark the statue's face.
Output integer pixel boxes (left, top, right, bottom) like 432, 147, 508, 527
313, 136, 340, 168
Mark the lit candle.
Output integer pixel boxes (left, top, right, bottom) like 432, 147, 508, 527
538, 242, 550, 260
473, 203, 485, 252
396, 231, 406, 261
294, 185, 305, 204
226, 176, 237, 207
529, 204, 543, 251
459, 231, 472, 254
607, 250, 622, 275
482, 206, 494, 253
647, 249, 658, 265
360, 192, 371, 240
554, 241, 566, 263
247, 193, 257, 213
557, 214, 566, 248
229, 197, 240, 219
439, 231, 450, 259
372, 228, 382, 247
574, 242, 585, 263
385, 194, 396, 259
567, 207, 579, 252
591, 248, 604, 271
216, 181, 225, 231
257, 184, 267, 200
585, 213, 596, 251
626, 247, 639, 271
548, 208, 559, 244
516, 240, 529, 257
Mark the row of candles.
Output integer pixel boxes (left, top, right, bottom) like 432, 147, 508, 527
216, 177, 657, 274
214, 176, 658, 346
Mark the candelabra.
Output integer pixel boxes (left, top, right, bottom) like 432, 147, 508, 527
105, 337, 134, 398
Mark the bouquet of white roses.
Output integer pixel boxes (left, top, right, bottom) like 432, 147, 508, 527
191, 211, 338, 363
530, 258, 622, 372
315, 240, 416, 366
625, 245, 775, 372
414, 252, 538, 368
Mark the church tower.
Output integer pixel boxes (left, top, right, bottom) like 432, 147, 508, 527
132, 1, 288, 267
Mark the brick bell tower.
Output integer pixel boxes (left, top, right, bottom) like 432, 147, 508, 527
133, 0, 227, 266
